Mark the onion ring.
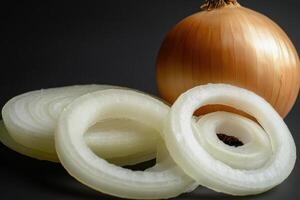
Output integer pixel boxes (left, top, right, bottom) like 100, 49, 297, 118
0, 119, 158, 165
164, 84, 296, 195
1, 85, 158, 164
195, 112, 272, 170
2, 85, 115, 153
55, 89, 196, 199
0, 120, 58, 161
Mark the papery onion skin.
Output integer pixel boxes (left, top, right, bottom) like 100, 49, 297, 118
156, 0, 300, 118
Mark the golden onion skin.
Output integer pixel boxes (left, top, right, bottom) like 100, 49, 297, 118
156, 2, 300, 118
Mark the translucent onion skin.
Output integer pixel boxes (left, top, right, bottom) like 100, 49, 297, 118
55, 89, 196, 199
156, 1, 300, 118
164, 84, 296, 195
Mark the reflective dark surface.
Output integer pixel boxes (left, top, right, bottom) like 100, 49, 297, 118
0, 0, 299, 199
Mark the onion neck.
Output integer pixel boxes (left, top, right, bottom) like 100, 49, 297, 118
201, 0, 239, 10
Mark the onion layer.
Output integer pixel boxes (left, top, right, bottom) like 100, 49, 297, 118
0, 120, 58, 162
164, 84, 296, 195
195, 112, 272, 170
1, 85, 158, 165
88, 118, 158, 166
0, 119, 157, 165
55, 89, 196, 199
2, 85, 115, 153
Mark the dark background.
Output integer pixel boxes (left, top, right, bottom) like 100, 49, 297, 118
0, 0, 299, 199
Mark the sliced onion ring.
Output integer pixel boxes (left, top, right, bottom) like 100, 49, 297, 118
0, 119, 157, 165
164, 84, 296, 195
195, 112, 272, 170
55, 89, 196, 199
1, 85, 158, 164
86, 119, 157, 160
2, 85, 118, 153
0, 120, 59, 162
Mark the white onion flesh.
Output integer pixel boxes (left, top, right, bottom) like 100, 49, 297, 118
0, 119, 157, 166
195, 112, 272, 170
55, 89, 197, 199
86, 119, 157, 159
1, 85, 158, 165
0, 120, 58, 162
164, 84, 296, 195
2, 85, 112, 153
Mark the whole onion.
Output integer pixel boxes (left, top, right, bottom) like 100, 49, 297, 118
156, 0, 300, 117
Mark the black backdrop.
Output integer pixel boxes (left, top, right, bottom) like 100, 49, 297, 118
0, 0, 299, 199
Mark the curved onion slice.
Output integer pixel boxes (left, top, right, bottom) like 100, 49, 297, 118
86, 119, 157, 159
195, 112, 272, 170
164, 84, 296, 195
1, 85, 158, 164
55, 89, 196, 199
88, 118, 158, 166
0, 120, 59, 162
0, 119, 157, 165
2, 85, 116, 153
